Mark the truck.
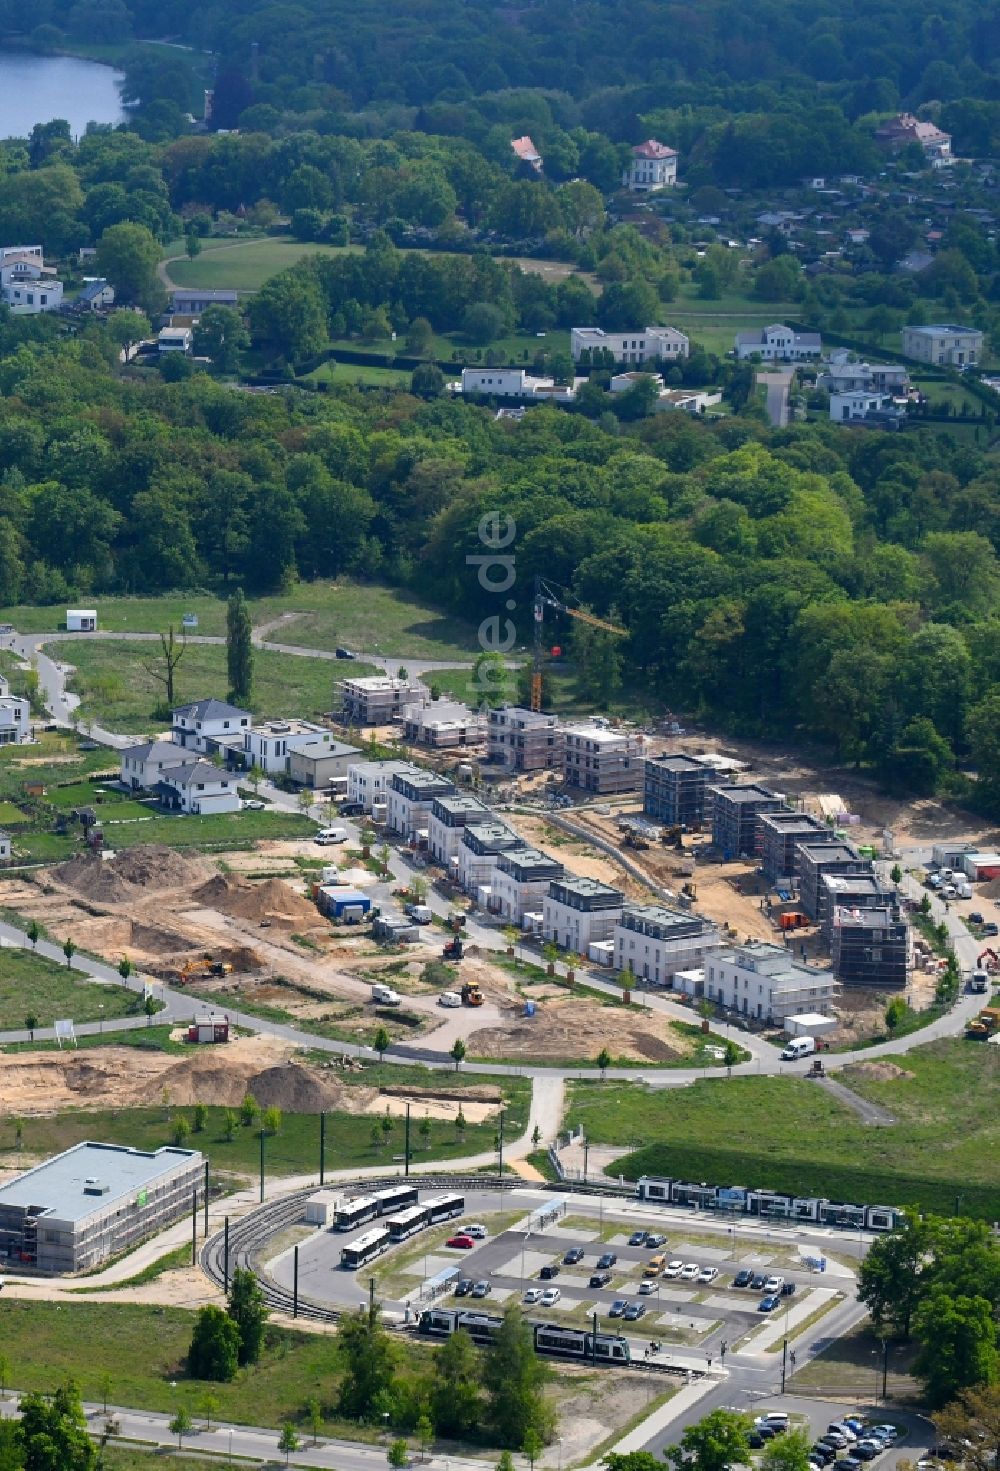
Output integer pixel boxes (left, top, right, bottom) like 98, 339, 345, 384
371, 983, 402, 1006
460, 982, 484, 1007
405, 903, 432, 924
443, 936, 464, 960
971, 969, 990, 995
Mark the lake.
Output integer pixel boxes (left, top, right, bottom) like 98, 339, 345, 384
0, 50, 124, 139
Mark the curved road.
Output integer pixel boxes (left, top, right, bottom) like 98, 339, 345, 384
0, 622, 982, 1114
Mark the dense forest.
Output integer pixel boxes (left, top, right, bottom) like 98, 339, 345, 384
1, 308, 999, 804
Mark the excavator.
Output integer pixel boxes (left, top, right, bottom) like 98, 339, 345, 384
175, 956, 234, 985
443, 936, 464, 961
530, 576, 627, 711
966, 1007, 1000, 1039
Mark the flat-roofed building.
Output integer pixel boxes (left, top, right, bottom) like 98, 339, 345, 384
614, 904, 721, 985
347, 759, 411, 812
831, 905, 909, 991
644, 753, 715, 827
0, 1141, 203, 1274
758, 811, 838, 886
797, 841, 872, 924
457, 822, 525, 894
820, 873, 896, 943
487, 706, 563, 771
563, 723, 643, 795
710, 783, 785, 858
403, 698, 485, 749
427, 793, 490, 866
493, 846, 565, 923
340, 675, 428, 726
543, 875, 625, 953
288, 738, 361, 788
387, 767, 456, 842
705, 943, 837, 1023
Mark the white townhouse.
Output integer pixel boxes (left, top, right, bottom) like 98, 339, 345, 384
492, 846, 565, 924
0, 695, 30, 746
623, 139, 678, 191
457, 822, 525, 895
157, 759, 241, 815
426, 793, 490, 867
543, 875, 625, 953
120, 739, 186, 791
614, 905, 722, 986
734, 324, 822, 361
705, 943, 837, 1023
172, 699, 251, 754
243, 719, 335, 776
571, 326, 689, 365
347, 760, 412, 812
386, 767, 456, 843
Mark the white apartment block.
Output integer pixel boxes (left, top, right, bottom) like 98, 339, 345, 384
492, 847, 565, 923
705, 943, 837, 1023
614, 905, 722, 986
623, 139, 678, 191
457, 822, 525, 894
829, 390, 905, 424
563, 723, 643, 795
902, 323, 983, 368
403, 698, 485, 748
347, 760, 411, 811
571, 326, 689, 365
543, 876, 625, 953
386, 768, 456, 842
243, 719, 334, 776
0, 695, 30, 745
427, 793, 490, 866
454, 367, 580, 402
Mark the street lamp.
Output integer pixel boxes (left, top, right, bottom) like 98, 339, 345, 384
98, 1002, 104, 1035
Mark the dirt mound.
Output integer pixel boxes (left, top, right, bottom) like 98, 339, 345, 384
846, 1061, 914, 1082
52, 845, 210, 903
192, 874, 321, 928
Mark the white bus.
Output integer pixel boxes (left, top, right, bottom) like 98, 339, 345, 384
340, 1227, 391, 1270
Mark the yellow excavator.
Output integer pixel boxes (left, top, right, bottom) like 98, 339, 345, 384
175, 956, 234, 985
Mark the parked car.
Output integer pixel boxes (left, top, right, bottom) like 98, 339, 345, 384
840, 1457, 863, 1471
589, 1271, 612, 1288
698, 1266, 719, 1284
609, 1299, 628, 1318
465, 1224, 488, 1239
752, 1273, 767, 1290
447, 1234, 475, 1249
781, 1281, 797, 1296
335, 647, 357, 659
471, 1280, 492, 1298
758, 1294, 780, 1312
822, 1433, 849, 1449
638, 1280, 657, 1295
985, 922, 999, 937
970, 911, 985, 925
243, 799, 265, 810
853, 1443, 883, 1461
829, 1424, 858, 1442
563, 1248, 585, 1265
339, 801, 365, 816
763, 1275, 785, 1293
628, 1231, 647, 1246
871, 1427, 900, 1444
523, 1287, 542, 1304
597, 1252, 617, 1269
623, 1302, 646, 1321
762, 1414, 790, 1430
663, 1260, 684, 1278
540, 1287, 561, 1306
540, 1264, 560, 1280
811, 1446, 836, 1465
454, 1278, 474, 1297
733, 1269, 754, 1288
644, 1233, 667, 1247
679, 1263, 700, 1280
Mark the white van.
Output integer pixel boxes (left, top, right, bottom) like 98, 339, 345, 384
406, 904, 432, 924
781, 1036, 816, 1060
371, 983, 401, 1006
438, 991, 462, 1008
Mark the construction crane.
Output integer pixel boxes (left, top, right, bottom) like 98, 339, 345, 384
531, 576, 627, 711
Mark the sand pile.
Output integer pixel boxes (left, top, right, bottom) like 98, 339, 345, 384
845, 1060, 914, 1082
193, 874, 322, 928
52, 845, 210, 903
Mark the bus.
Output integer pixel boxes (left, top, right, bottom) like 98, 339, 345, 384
373, 1184, 419, 1216
386, 1204, 430, 1242
425, 1193, 465, 1225
334, 1194, 380, 1231
340, 1227, 391, 1270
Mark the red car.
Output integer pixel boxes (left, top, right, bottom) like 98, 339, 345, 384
446, 1234, 475, 1249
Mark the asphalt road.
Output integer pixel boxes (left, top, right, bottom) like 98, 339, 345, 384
756, 367, 795, 427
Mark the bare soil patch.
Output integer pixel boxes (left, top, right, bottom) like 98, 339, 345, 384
844, 1061, 914, 1083
467, 990, 693, 1063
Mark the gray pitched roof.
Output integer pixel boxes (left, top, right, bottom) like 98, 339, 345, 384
172, 698, 249, 722
122, 739, 181, 763
159, 759, 231, 789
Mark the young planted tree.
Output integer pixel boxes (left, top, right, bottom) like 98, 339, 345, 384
596, 1046, 612, 1080
63, 937, 76, 967
280, 1422, 301, 1463
450, 1038, 467, 1072
169, 1407, 193, 1448
24, 1014, 38, 1041
373, 1025, 391, 1068
26, 919, 40, 949
227, 1265, 268, 1366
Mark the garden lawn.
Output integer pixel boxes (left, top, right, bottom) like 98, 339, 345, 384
163, 235, 359, 291
0, 950, 142, 1029
0, 1079, 530, 1177
63, 640, 377, 735
302, 359, 411, 388
0, 580, 480, 661
566, 1038, 1000, 1219
0, 1298, 431, 1434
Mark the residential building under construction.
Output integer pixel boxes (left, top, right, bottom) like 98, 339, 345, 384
562, 722, 643, 795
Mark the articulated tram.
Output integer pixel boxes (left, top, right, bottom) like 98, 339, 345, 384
418, 1308, 631, 1365
636, 1176, 902, 1232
